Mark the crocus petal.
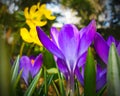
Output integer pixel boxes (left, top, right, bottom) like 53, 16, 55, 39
57, 58, 69, 80
78, 20, 96, 56
79, 20, 96, 38
58, 24, 79, 60
96, 64, 103, 81
74, 66, 84, 86
20, 28, 33, 43
107, 35, 116, 47
36, 26, 64, 59
94, 33, 109, 64
96, 71, 106, 92
77, 52, 87, 68
30, 54, 43, 77
19, 56, 32, 84
50, 27, 59, 46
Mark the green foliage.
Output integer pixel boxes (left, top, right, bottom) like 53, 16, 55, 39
107, 43, 120, 96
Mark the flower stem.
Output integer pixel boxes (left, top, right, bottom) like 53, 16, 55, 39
19, 42, 25, 56
27, 43, 34, 56
70, 71, 74, 96
67, 71, 74, 96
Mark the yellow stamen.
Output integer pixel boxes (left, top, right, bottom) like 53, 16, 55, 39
31, 59, 35, 65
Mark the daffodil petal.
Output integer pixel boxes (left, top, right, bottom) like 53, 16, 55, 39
30, 28, 42, 46
34, 20, 47, 27
20, 28, 33, 43
30, 5, 37, 16
24, 7, 29, 19
44, 10, 56, 20
37, 2, 40, 9
26, 20, 36, 28
40, 4, 46, 9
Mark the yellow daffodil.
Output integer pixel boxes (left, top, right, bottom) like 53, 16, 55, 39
20, 27, 42, 46
24, 2, 56, 28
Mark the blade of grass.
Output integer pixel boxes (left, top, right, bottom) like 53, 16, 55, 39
13, 69, 23, 89
44, 66, 47, 96
58, 70, 66, 96
11, 55, 20, 84
52, 80, 60, 96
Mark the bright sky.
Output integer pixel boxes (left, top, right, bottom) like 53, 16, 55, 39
47, 3, 81, 27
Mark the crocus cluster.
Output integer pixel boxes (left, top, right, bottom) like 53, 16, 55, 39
36, 20, 96, 91
19, 54, 43, 84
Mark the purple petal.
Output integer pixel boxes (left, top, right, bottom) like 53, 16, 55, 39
96, 64, 103, 80
30, 54, 43, 77
58, 24, 79, 62
74, 66, 84, 86
19, 56, 32, 84
57, 58, 69, 80
79, 20, 96, 38
94, 33, 109, 64
78, 20, 96, 56
77, 52, 87, 68
29, 55, 36, 60
36, 26, 64, 59
107, 35, 116, 47
96, 70, 106, 92
50, 27, 59, 46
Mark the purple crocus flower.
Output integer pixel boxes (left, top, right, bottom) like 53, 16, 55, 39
36, 20, 96, 92
94, 33, 120, 64
19, 53, 43, 84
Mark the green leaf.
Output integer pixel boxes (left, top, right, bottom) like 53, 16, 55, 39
84, 47, 96, 96
11, 55, 20, 84
24, 69, 42, 96
107, 43, 120, 96
47, 68, 58, 74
